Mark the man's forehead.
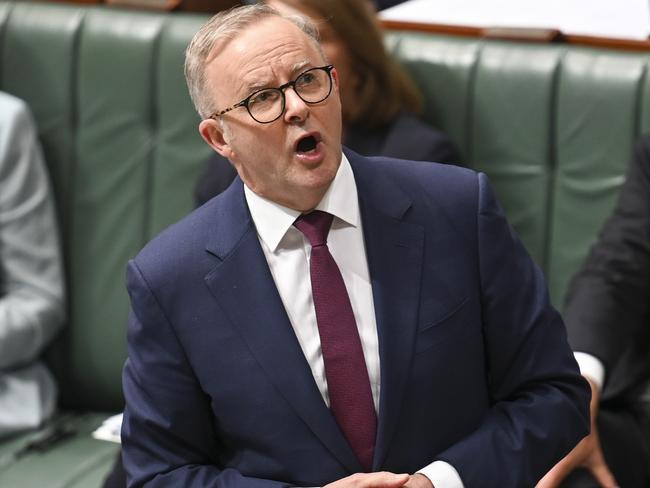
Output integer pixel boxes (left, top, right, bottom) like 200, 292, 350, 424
210, 16, 312, 60
203, 14, 326, 108
212, 19, 322, 82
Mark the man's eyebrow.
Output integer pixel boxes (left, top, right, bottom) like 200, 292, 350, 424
241, 61, 314, 95
291, 60, 311, 73
245, 81, 270, 93
235, 76, 272, 97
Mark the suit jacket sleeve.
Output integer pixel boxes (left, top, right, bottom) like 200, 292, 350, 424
563, 135, 650, 394
435, 173, 590, 486
381, 114, 461, 165
392, 127, 460, 166
121, 261, 292, 488
349, 111, 462, 165
391, 117, 461, 166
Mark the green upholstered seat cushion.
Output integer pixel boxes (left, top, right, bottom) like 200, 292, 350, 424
0, 413, 119, 488
388, 31, 649, 307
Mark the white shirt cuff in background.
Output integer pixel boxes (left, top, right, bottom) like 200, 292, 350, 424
418, 460, 464, 488
573, 352, 605, 392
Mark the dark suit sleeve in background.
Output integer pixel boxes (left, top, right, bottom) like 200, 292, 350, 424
194, 152, 237, 207
373, 0, 409, 10
563, 135, 650, 397
345, 111, 462, 165
379, 111, 462, 165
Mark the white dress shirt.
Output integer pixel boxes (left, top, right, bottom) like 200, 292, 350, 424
574, 352, 605, 391
244, 154, 464, 488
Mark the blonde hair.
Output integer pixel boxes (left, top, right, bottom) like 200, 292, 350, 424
274, 0, 422, 127
185, 4, 322, 119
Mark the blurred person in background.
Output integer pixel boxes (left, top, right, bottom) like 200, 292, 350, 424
373, 0, 410, 10
0, 92, 65, 439
537, 136, 650, 488
194, 0, 460, 205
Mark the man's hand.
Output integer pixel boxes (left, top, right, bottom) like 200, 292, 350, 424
323, 472, 410, 487
535, 376, 618, 488
402, 473, 434, 487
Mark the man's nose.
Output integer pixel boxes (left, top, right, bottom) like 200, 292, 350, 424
283, 87, 309, 123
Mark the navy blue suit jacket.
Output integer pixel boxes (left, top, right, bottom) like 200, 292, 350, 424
122, 149, 589, 487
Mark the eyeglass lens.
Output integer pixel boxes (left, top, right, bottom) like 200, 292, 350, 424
247, 67, 332, 123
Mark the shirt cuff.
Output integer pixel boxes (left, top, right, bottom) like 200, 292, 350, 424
574, 351, 605, 392
417, 460, 464, 488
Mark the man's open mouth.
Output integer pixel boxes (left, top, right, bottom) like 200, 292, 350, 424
296, 134, 319, 153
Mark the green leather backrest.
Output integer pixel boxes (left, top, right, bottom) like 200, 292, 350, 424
388, 33, 649, 306
1, 2, 648, 411
0, 2, 211, 410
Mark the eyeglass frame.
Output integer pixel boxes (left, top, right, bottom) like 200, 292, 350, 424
208, 65, 335, 124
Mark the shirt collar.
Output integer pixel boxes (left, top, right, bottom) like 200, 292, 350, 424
244, 153, 359, 252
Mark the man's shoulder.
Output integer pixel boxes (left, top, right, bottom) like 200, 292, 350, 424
133, 209, 204, 270
347, 150, 481, 223
0, 93, 44, 180
0, 91, 27, 116
133, 186, 246, 276
0, 91, 36, 125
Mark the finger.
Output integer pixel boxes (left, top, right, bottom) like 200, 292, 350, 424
378, 472, 411, 487
365, 472, 410, 487
402, 473, 433, 488
589, 462, 619, 488
535, 463, 570, 488
325, 472, 410, 488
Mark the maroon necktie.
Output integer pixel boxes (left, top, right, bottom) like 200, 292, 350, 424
294, 210, 377, 471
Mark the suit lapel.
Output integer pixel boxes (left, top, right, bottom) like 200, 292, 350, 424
203, 180, 362, 473
348, 151, 425, 470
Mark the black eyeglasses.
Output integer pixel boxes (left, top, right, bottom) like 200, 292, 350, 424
209, 65, 334, 124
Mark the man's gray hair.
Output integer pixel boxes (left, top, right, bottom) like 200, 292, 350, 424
185, 4, 322, 120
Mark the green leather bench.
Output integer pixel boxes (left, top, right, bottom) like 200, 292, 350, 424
0, 1, 648, 485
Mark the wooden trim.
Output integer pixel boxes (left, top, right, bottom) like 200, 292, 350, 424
482, 27, 563, 43
105, 0, 181, 10
381, 19, 483, 37
380, 19, 650, 52
47, 0, 103, 5
104, 0, 238, 12
563, 34, 650, 52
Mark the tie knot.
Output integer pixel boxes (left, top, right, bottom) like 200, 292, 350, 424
294, 210, 333, 247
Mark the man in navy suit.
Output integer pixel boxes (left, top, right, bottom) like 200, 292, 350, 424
121, 5, 590, 488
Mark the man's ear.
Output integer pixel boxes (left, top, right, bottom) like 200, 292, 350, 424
199, 118, 234, 159
331, 67, 341, 91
